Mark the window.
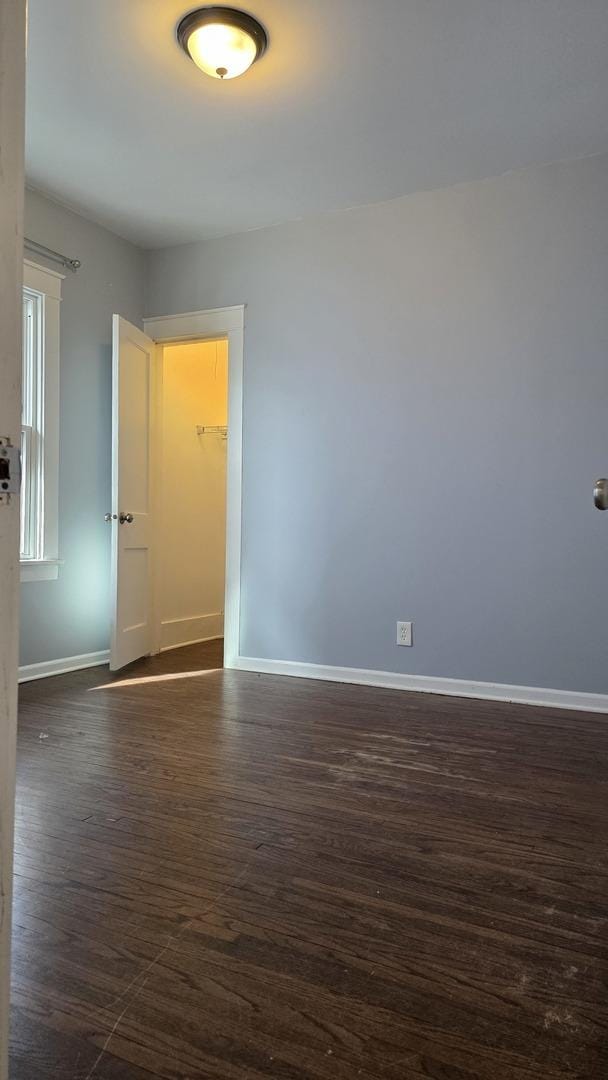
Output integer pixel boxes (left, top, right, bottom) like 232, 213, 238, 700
20, 261, 62, 582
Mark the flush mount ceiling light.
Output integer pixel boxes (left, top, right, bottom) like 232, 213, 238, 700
177, 6, 268, 80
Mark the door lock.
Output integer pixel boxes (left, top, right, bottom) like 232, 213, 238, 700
594, 478, 608, 511
0, 437, 21, 504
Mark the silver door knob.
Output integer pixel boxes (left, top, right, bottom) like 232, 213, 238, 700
119, 512, 134, 524
594, 479, 608, 511
104, 513, 117, 522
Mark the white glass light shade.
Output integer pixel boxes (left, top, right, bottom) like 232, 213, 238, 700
185, 21, 258, 79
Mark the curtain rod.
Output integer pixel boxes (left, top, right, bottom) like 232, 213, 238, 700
24, 238, 81, 273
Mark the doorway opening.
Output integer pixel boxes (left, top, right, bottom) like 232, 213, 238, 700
111, 306, 244, 673
156, 338, 228, 665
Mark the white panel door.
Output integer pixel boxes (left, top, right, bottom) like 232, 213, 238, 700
110, 315, 156, 671
0, 2, 26, 1076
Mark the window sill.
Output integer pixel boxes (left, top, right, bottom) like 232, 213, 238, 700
20, 559, 61, 583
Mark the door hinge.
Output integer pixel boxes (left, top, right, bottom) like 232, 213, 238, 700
0, 437, 21, 504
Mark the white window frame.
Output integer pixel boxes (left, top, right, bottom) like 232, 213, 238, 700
20, 260, 62, 582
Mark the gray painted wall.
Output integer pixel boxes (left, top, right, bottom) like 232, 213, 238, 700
21, 190, 145, 667
147, 154, 608, 694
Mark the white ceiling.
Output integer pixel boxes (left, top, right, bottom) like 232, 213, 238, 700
26, 0, 608, 249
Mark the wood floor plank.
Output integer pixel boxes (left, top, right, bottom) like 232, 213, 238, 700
10, 640, 608, 1079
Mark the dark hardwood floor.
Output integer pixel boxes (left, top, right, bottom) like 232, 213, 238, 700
11, 641, 608, 1079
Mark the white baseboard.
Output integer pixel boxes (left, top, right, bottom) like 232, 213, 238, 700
160, 612, 224, 653
232, 656, 608, 715
19, 650, 110, 684
19, 646, 607, 714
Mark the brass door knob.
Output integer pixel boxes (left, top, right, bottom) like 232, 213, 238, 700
594, 479, 608, 511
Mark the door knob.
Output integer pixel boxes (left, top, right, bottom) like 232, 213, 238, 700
104, 513, 117, 522
594, 479, 608, 511
119, 512, 134, 524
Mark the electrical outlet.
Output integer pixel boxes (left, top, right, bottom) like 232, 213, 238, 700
397, 621, 413, 647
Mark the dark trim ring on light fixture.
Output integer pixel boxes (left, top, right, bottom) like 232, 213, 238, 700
176, 6, 268, 66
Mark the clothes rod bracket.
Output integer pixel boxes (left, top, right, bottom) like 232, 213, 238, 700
196, 425, 227, 439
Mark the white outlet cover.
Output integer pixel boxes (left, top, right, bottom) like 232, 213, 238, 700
397, 621, 413, 646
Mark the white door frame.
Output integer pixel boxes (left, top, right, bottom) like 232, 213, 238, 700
143, 306, 244, 668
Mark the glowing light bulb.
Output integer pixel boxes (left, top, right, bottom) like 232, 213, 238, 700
177, 8, 268, 81
186, 22, 258, 79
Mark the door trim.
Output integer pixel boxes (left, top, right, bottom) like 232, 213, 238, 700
143, 306, 244, 668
